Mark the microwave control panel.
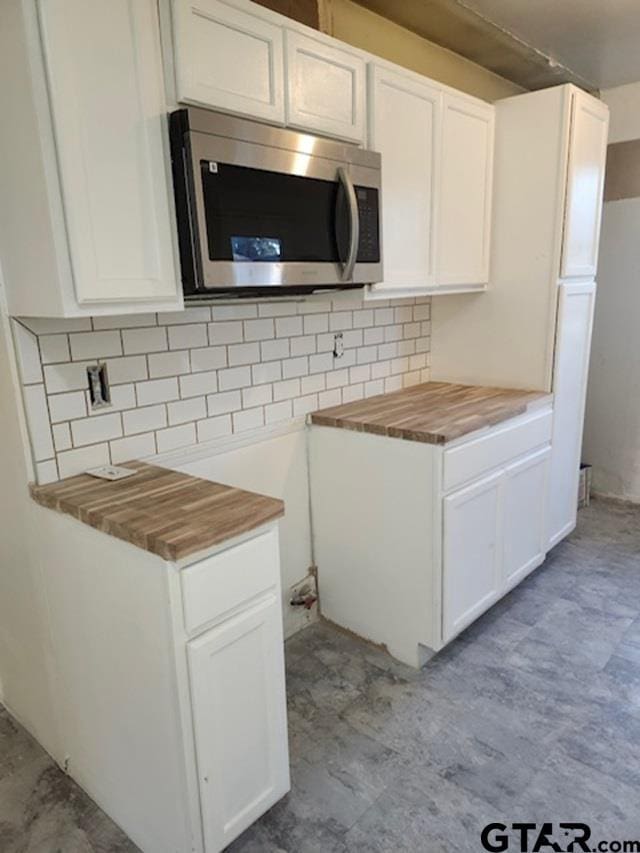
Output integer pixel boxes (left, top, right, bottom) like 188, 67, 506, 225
356, 187, 380, 263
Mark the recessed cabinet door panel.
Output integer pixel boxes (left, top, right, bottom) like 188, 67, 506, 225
503, 447, 551, 591
37, 0, 178, 305
369, 64, 441, 290
443, 470, 502, 642
561, 92, 609, 280
285, 31, 365, 142
548, 282, 596, 548
437, 94, 494, 287
188, 595, 290, 851
172, 0, 285, 123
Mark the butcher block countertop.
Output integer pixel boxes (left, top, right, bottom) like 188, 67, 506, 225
30, 460, 284, 563
310, 381, 552, 445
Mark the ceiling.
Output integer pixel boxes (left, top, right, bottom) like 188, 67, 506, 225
352, 0, 640, 92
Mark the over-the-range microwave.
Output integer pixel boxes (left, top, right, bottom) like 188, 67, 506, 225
169, 107, 383, 297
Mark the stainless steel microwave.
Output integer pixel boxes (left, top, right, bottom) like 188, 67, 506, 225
169, 108, 382, 297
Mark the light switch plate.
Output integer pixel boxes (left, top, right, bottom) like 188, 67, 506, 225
86, 465, 137, 481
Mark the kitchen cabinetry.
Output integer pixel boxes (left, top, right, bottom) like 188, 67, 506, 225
437, 94, 494, 287
547, 282, 596, 548
443, 470, 502, 641
284, 30, 365, 143
309, 402, 553, 667
367, 64, 440, 292
560, 92, 609, 280
0, 0, 181, 317
30, 499, 289, 853
171, 0, 285, 124
367, 63, 494, 297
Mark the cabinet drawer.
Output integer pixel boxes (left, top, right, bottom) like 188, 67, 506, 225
443, 407, 552, 492
181, 527, 280, 636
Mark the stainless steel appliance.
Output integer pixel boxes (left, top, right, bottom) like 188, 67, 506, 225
169, 108, 382, 296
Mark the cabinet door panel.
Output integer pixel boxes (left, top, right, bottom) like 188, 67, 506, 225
369, 65, 440, 290
503, 447, 551, 590
38, 0, 178, 304
188, 595, 290, 851
561, 92, 609, 280
548, 282, 596, 548
443, 470, 502, 642
285, 31, 365, 142
173, 0, 285, 123
437, 94, 494, 286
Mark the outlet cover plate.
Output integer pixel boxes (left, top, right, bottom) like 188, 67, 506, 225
86, 465, 138, 481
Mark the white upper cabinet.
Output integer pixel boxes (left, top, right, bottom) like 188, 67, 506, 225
172, 0, 285, 124
38, 0, 179, 307
437, 93, 494, 287
560, 90, 609, 280
284, 30, 365, 142
368, 64, 441, 292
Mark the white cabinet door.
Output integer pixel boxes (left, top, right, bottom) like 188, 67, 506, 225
437, 94, 494, 287
172, 0, 285, 124
443, 469, 502, 642
285, 30, 365, 143
368, 64, 441, 291
503, 446, 551, 591
560, 91, 609, 280
548, 281, 596, 549
188, 594, 290, 851
37, 0, 179, 305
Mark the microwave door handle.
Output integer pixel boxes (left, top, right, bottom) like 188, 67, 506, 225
337, 167, 359, 281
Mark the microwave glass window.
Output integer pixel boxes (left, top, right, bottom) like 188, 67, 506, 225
200, 162, 379, 265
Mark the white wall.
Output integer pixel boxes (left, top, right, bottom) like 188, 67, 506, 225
0, 274, 59, 755
583, 82, 640, 502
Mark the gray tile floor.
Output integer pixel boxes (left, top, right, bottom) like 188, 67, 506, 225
2, 498, 640, 852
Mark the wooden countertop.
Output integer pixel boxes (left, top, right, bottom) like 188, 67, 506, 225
30, 460, 284, 563
310, 381, 551, 445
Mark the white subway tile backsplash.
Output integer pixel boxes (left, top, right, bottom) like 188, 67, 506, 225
252, 361, 282, 385
110, 433, 156, 463
265, 400, 292, 424
190, 346, 226, 373
136, 377, 179, 406
403, 371, 422, 388
123, 405, 167, 436
71, 412, 122, 447
207, 390, 242, 416
39, 334, 70, 364
168, 397, 207, 426
156, 423, 197, 453
49, 391, 87, 423
12, 322, 43, 384
122, 327, 167, 355
179, 370, 217, 399
233, 406, 264, 433
70, 331, 122, 361
36, 459, 59, 484
106, 356, 148, 385
228, 342, 260, 366
93, 313, 157, 330
197, 414, 232, 442
57, 444, 110, 479
242, 384, 272, 408
208, 321, 243, 345
52, 423, 72, 452
218, 365, 251, 392
168, 324, 207, 351
23, 384, 54, 461
261, 339, 289, 362
148, 350, 191, 379
17, 293, 430, 482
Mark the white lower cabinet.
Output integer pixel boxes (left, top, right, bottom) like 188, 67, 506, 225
503, 447, 551, 591
443, 470, 502, 641
188, 594, 290, 852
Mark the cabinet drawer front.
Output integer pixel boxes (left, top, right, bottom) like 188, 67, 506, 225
443, 408, 552, 492
181, 527, 280, 636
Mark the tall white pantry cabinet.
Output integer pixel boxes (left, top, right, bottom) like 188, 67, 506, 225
431, 85, 609, 548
